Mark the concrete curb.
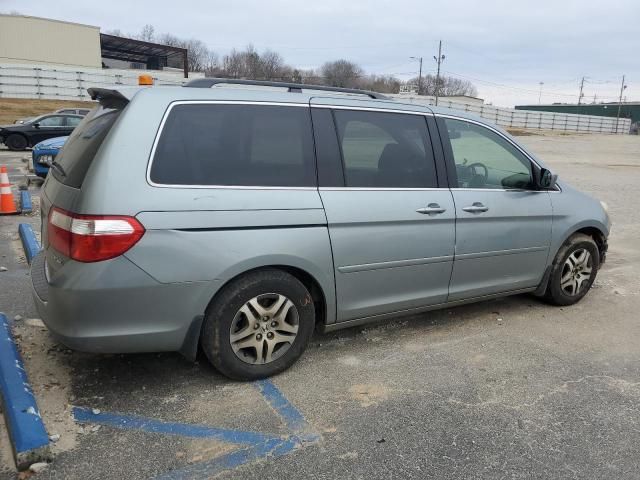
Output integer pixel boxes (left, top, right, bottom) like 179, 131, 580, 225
0, 313, 51, 470
18, 223, 40, 265
19, 190, 32, 214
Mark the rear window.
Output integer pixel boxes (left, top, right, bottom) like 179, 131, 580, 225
149, 104, 316, 187
53, 106, 121, 188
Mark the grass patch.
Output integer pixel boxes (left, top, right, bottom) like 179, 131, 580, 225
0, 98, 95, 125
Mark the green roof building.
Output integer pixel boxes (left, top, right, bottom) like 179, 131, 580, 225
515, 102, 640, 125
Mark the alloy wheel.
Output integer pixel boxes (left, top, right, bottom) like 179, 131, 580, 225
229, 293, 299, 365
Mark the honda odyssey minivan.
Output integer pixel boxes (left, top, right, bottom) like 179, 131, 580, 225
31, 79, 610, 380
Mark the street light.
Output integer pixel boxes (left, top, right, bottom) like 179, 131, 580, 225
538, 82, 544, 104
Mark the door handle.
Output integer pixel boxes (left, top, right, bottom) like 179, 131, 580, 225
416, 203, 446, 215
462, 202, 489, 213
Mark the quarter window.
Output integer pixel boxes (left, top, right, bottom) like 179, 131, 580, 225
150, 104, 316, 187
66, 116, 82, 127
333, 110, 437, 188
444, 118, 533, 190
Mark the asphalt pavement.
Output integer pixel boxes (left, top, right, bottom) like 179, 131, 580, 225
1, 134, 639, 479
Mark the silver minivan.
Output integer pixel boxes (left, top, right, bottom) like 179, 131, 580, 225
31, 79, 610, 380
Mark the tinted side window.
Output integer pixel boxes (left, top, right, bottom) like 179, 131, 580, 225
444, 118, 533, 190
333, 110, 437, 188
66, 116, 82, 127
38, 116, 65, 127
150, 104, 316, 187
54, 107, 122, 188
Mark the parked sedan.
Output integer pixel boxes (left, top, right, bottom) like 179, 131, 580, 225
31, 136, 68, 178
0, 113, 83, 151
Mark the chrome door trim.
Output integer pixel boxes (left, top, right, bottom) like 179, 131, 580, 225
338, 255, 454, 274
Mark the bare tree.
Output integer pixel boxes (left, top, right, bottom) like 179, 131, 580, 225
405, 74, 477, 97
139, 24, 155, 42
320, 60, 363, 88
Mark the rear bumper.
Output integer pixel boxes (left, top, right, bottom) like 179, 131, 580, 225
30, 252, 212, 354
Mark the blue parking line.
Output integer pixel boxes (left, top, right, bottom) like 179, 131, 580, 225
72, 378, 319, 478
156, 436, 300, 480
72, 407, 279, 445
18, 223, 40, 265
256, 379, 308, 433
0, 313, 51, 470
19, 190, 32, 214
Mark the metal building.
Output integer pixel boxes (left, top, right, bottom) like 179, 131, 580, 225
0, 14, 102, 68
0, 14, 189, 78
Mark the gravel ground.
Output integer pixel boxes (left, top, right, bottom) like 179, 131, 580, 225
0, 133, 639, 479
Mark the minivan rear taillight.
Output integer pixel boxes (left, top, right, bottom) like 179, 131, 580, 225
48, 207, 145, 262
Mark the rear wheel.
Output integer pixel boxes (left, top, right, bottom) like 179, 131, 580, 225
201, 269, 315, 380
6, 134, 28, 151
544, 233, 599, 306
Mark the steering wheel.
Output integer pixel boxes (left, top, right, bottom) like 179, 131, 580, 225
466, 162, 489, 187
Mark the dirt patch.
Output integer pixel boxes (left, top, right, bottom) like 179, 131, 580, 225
348, 383, 390, 408
13, 323, 78, 456
0, 99, 95, 125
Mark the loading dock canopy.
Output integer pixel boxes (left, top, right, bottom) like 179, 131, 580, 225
100, 33, 188, 78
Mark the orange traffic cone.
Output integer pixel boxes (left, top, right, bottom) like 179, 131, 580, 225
0, 165, 18, 215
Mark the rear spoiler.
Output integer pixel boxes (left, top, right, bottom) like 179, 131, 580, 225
87, 87, 141, 108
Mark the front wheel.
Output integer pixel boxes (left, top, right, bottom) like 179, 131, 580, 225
544, 233, 600, 306
201, 269, 315, 380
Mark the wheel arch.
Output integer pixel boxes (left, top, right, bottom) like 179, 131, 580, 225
557, 224, 608, 264
180, 263, 332, 360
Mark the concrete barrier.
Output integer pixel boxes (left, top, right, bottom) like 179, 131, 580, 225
0, 313, 51, 470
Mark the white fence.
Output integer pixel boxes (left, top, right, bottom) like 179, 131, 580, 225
391, 95, 631, 134
0, 63, 203, 100
0, 64, 631, 134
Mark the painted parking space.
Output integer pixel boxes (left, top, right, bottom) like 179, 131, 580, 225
72, 379, 319, 479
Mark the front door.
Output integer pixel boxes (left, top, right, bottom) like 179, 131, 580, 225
439, 117, 553, 301
31, 115, 69, 143
313, 104, 456, 322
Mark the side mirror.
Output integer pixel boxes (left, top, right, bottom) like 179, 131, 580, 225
33, 122, 40, 129
539, 168, 558, 190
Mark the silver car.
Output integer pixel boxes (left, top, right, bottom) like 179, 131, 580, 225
31, 79, 610, 380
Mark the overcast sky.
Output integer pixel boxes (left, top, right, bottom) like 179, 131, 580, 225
3, 0, 638, 107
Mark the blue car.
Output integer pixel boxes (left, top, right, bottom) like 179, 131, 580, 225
32, 136, 68, 178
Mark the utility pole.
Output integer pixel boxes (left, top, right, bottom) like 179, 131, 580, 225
433, 40, 445, 106
409, 56, 423, 95
615, 75, 627, 134
538, 82, 544, 104
577, 76, 585, 113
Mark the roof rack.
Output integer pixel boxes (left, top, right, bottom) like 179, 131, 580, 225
184, 78, 388, 100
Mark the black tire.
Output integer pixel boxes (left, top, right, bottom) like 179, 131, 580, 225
5, 134, 28, 151
544, 233, 600, 306
201, 269, 315, 380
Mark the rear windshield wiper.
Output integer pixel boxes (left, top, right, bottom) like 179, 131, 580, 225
50, 160, 67, 177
